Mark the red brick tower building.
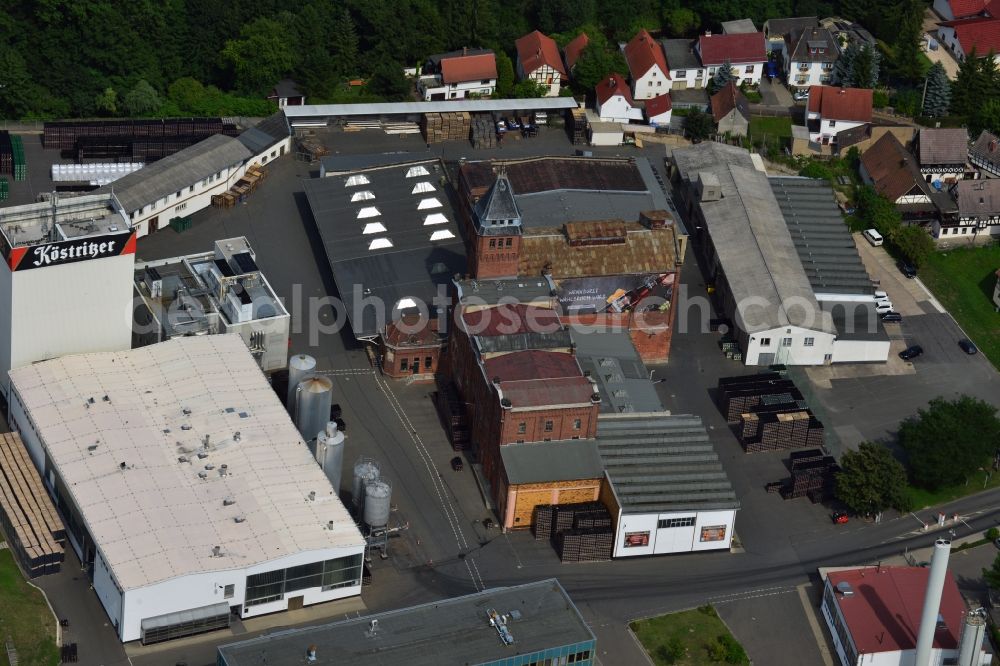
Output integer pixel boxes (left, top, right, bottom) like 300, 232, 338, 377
469, 170, 522, 278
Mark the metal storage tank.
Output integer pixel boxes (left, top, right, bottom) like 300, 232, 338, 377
315, 422, 345, 495
363, 478, 392, 528
294, 376, 332, 443
286, 354, 316, 411
352, 457, 380, 513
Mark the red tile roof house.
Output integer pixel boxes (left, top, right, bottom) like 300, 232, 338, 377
933, 0, 992, 21
645, 93, 672, 126
563, 33, 590, 71
515, 30, 567, 97
417, 48, 497, 101
711, 81, 750, 136
806, 85, 872, 145
595, 73, 643, 123
937, 12, 1000, 64
623, 29, 670, 100
696, 31, 768, 87
821, 566, 989, 666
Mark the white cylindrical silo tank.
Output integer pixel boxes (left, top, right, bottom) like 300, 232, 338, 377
316, 422, 345, 495
957, 612, 987, 666
286, 354, 317, 412
352, 457, 380, 513
295, 376, 332, 443
915, 538, 952, 666
363, 478, 392, 528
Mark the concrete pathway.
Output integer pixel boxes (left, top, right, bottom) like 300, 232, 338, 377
759, 79, 795, 107
923, 9, 961, 80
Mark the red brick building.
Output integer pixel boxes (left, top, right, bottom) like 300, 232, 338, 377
379, 315, 443, 380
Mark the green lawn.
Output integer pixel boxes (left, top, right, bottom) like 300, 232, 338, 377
748, 116, 792, 138
919, 245, 1000, 370
0, 549, 59, 666
631, 606, 749, 665
907, 468, 1000, 510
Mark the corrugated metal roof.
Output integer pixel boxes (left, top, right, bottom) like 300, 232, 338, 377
283, 98, 577, 121
574, 329, 664, 415
598, 414, 740, 513
100, 134, 252, 214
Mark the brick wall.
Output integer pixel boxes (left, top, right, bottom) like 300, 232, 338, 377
473, 234, 521, 278
564, 303, 677, 364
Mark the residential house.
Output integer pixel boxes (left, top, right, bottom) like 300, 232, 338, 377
564, 33, 590, 71
645, 93, 672, 127
722, 19, 758, 34
661, 39, 705, 90
697, 32, 768, 87
266, 79, 305, 108
915, 128, 971, 184
786, 27, 840, 88
763, 17, 820, 54
970, 129, 1000, 176
516, 31, 566, 96
939, 178, 1000, 243
806, 85, 872, 145
624, 29, 670, 100
819, 17, 877, 49
860, 133, 951, 228
418, 48, 497, 101
711, 81, 750, 136
933, 0, 992, 20
937, 15, 1000, 64
596, 73, 643, 123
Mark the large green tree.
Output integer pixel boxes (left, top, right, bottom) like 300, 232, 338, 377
835, 442, 912, 515
573, 42, 628, 93
221, 18, 295, 95
710, 59, 736, 94
952, 49, 1000, 120
922, 62, 951, 118
900, 396, 1000, 491
836, 43, 881, 89
495, 51, 515, 98
367, 55, 410, 101
891, 0, 926, 81
855, 185, 903, 241
893, 225, 935, 268
685, 109, 715, 142
985, 553, 1000, 589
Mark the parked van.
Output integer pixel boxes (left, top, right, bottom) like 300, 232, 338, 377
863, 229, 884, 246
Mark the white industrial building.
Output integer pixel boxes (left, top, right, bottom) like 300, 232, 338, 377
96, 113, 291, 237
671, 143, 889, 365
7, 335, 365, 644
598, 414, 739, 557
0, 194, 136, 399
133, 237, 290, 372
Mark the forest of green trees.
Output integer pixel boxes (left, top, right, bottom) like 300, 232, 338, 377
0, 0, 941, 120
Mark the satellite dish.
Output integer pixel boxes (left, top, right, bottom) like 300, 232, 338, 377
932, 180, 943, 190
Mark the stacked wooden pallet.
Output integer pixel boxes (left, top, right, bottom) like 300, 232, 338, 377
784, 450, 839, 501
435, 383, 469, 450
421, 112, 471, 144
534, 501, 612, 548
743, 410, 824, 453
297, 137, 329, 161
738, 400, 808, 441
10, 135, 25, 181
556, 528, 614, 562
0, 177, 7, 201
0, 433, 65, 577
470, 114, 496, 149
534, 505, 554, 541
569, 108, 588, 145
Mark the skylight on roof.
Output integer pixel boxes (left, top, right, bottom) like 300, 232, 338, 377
368, 237, 393, 250
417, 197, 443, 210
429, 229, 455, 241
395, 297, 418, 310
423, 212, 448, 225
411, 181, 435, 194
405, 165, 430, 178
357, 206, 380, 219
362, 222, 387, 234
345, 174, 370, 187
350, 190, 375, 202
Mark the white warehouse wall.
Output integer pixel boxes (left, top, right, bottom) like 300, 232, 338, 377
111, 545, 363, 642
831, 339, 891, 363
613, 509, 736, 557
744, 326, 836, 366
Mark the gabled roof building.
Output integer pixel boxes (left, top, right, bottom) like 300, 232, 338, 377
697, 32, 768, 87
806, 85, 872, 145
515, 31, 567, 96
916, 127, 971, 183
624, 29, 670, 100
711, 81, 750, 136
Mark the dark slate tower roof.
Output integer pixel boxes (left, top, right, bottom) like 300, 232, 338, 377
473, 170, 522, 236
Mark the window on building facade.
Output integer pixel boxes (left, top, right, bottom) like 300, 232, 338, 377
489, 239, 496, 248
573, 419, 581, 430
400, 359, 408, 371
424, 356, 432, 368
676, 70, 686, 77
244, 554, 363, 607
745, 65, 754, 73
224, 584, 234, 598
544, 420, 553, 432
829, 120, 837, 127
658, 517, 695, 528
782, 337, 793, 347
804, 337, 815, 347
518, 422, 526, 434
505, 238, 513, 247
760, 337, 771, 346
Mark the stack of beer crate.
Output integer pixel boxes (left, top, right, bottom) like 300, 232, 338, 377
470, 114, 497, 148
569, 108, 588, 144
421, 112, 471, 144
556, 528, 614, 562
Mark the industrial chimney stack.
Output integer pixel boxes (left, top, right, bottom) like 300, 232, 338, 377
914, 538, 951, 666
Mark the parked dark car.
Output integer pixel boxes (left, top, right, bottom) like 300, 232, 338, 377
330, 403, 343, 420
899, 345, 924, 360
881, 311, 903, 323
959, 338, 979, 355
450, 456, 464, 471
899, 261, 918, 279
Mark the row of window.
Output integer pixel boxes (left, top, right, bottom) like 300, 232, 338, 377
658, 517, 695, 529
245, 554, 363, 607
399, 356, 434, 372
941, 225, 988, 235
517, 419, 582, 434
489, 238, 514, 248
758, 336, 814, 348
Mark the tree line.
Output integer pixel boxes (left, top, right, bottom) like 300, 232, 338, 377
0, 0, 921, 120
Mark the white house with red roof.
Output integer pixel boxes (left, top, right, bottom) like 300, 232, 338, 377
418, 49, 497, 101
806, 85, 872, 145
595, 73, 643, 123
821, 566, 990, 666
937, 14, 1000, 65
645, 93, 672, 126
563, 33, 590, 71
934, 0, 992, 20
515, 30, 567, 96
623, 29, 670, 99
696, 31, 768, 87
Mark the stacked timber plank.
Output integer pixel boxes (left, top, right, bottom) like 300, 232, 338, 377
569, 108, 588, 145
211, 163, 267, 208
421, 112, 471, 144
535, 502, 614, 562
0, 433, 65, 577
470, 114, 497, 149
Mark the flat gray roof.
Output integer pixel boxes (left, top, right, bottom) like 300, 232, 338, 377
823, 301, 890, 342
500, 440, 605, 485
769, 177, 874, 297
455, 276, 556, 305
284, 98, 578, 121
321, 151, 435, 176
672, 143, 834, 334
661, 39, 701, 70
218, 579, 595, 666
598, 414, 740, 514
574, 329, 664, 415
99, 134, 252, 214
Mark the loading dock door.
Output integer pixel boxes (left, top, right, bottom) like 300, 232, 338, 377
140, 602, 230, 645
